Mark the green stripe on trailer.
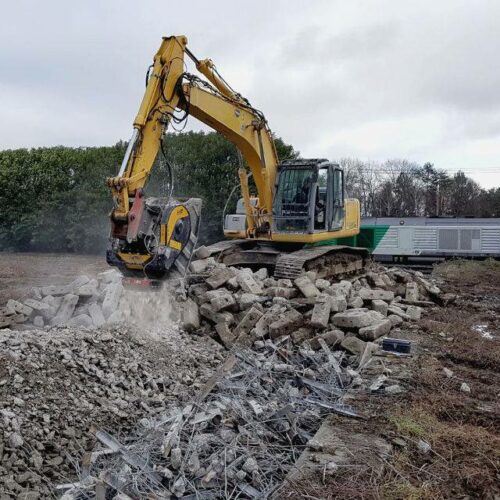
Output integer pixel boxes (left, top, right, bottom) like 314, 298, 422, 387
305, 225, 391, 252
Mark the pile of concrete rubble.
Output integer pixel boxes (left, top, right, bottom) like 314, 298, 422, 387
0, 322, 225, 498
59, 255, 451, 499
0, 252, 454, 498
181, 251, 452, 356
0, 270, 129, 330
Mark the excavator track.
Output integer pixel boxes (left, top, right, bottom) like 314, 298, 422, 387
202, 241, 370, 280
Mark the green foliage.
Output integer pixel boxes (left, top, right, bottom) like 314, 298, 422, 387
0, 133, 297, 253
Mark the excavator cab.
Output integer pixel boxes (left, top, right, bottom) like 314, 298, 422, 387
272, 159, 345, 235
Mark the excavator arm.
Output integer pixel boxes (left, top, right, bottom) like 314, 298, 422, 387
107, 36, 279, 278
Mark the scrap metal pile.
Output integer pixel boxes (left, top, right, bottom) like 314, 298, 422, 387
61, 337, 361, 499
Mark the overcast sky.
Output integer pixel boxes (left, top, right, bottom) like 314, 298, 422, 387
1, 0, 499, 188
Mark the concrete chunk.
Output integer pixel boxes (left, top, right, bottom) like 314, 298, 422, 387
76, 279, 98, 297
325, 280, 352, 298
67, 314, 93, 328
205, 289, 235, 312
41, 285, 69, 296
237, 273, 263, 295
310, 296, 331, 329
189, 258, 210, 274
309, 329, 344, 350
7, 299, 33, 317
266, 287, 297, 299
269, 308, 303, 339
340, 335, 367, 355
51, 294, 79, 325
199, 303, 234, 324
405, 282, 419, 302
33, 316, 44, 328
65, 275, 90, 294
97, 269, 121, 284
102, 283, 123, 319
215, 322, 236, 348
22, 298, 50, 312
40, 295, 63, 320
359, 288, 395, 302
294, 276, 320, 298
387, 305, 410, 321
406, 305, 422, 320
206, 267, 234, 289
194, 245, 211, 259
88, 303, 106, 328
239, 293, 260, 310
358, 319, 392, 341
234, 306, 263, 338
330, 296, 347, 313
254, 268, 268, 280
332, 308, 385, 330
388, 314, 404, 327
347, 295, 364, 309
371, 299, 388, 316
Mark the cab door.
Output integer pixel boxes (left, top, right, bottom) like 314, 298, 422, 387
328, 167, 344, 230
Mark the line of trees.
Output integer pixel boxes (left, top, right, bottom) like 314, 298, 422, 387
341, 158, 500, 218
0, 131, 498, 254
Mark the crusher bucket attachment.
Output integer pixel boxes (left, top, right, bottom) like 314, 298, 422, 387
107, 197, 202, 283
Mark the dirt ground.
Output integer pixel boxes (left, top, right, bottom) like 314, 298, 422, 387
0, 252, 108, 304
283, 260, 500, 500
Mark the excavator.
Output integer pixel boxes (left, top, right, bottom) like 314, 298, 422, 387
107, 36, 369, 283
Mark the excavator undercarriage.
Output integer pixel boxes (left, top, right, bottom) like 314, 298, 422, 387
201, 240, 370, 280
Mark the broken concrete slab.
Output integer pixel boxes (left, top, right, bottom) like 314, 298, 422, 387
340, 335, 367, 355
237, 272, 263, 295
189, 258, 211, 274
266, 287, 297, 299
199, 303, 234, 325
347, 295, 364, 309
67, 314, 93, 329
51, 294, 79, 326
88, 303, 106, 328
7, 299, 33, 317
388, 314, 404, 327
234, 306, 263, 339
358, 318, 392, 341
238, 293, 260, 310
269, 308, 303, 339
215, 322, 236, 348
405, 282, 419, 302
206, 267, 235, 289
291, 326, 314, 344
387, 305, 411, 321
97, 269, 121, 284
254, 268, 268, 281
309, 329, 344, 350
325, 280, 352, 298
22, 298, 50, 312
330, 296, 347, 313
358, 288, 395, 302
405, 305, 422, 320
205, 289, 235, 312
33, 316, 44, 328
294, 276, 320, 298
194, 245, 211, 260
40, 295, 63, 320
40, 285, 69, 297
310, 296, 331, 329
332, 308, 385, 330
371, 299, 388, 316
102, 283, 124, 319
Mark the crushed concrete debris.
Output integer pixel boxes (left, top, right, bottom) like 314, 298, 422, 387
0, 257, 451, 497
